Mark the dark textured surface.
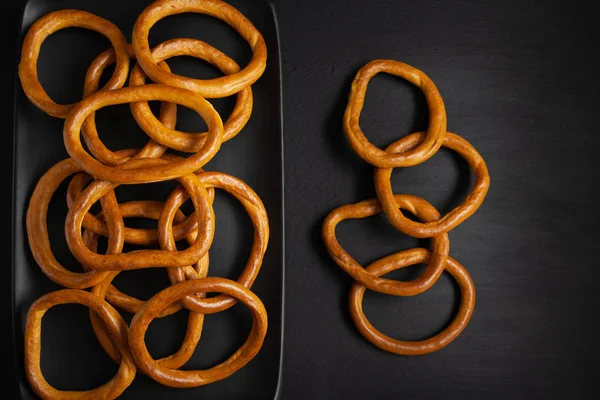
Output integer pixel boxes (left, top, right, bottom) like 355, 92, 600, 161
5, 0, 600, 399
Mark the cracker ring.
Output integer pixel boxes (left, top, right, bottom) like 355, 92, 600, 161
322, 194, 449, 296
67, 153, 214, 247
81, 199, 208, 369
80, 200, 206, 316
24, 289, 136, 399
132, 0, 267, 98
349, 248, 476, 355
67, 172, 205, 246
130, 38, 253, 152
77, 194, 206, 370
375, 132, 490, 238
159, 171, 269, 313
82, 44, 174, 166
65, 158, 215, 271
344, 59, 447, 168
129, 278, 268, 388
63, 84, 224, 184
18, 9, 129, 118
26, 158, 114, 289
87, 259, 208, 370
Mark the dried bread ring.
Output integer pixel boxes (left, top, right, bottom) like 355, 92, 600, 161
63, 84, 224, 184
374, 131, 490, 238
132, 0, 266, 98
19, 9, 129, 118
322, 194, 449, 296
130, 38, 253, 152
344, 59, 446, 168
349, 248, 475, 355
26, 158, 113, 289
128, 278, 268, 388
81, 200, 205, 316
24, 289, 136, 399
82, 44, 174, 166
160, 171, 269, 313
66, 172, 207, 246
65, 158, 215, 271
89, 263, 207, 370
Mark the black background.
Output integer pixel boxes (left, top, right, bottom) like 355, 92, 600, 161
3, 0, 600, 399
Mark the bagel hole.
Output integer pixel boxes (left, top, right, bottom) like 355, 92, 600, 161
376, 263, 428, 282
181, 301, 253, 369
389, 147, 473, 216
149, 12, 252, 73
204, 189, 254, 283
95, 235, 108, 255
175, 237, 191, 252
37, 28, 111, 105
40, 303, 118, 390
143, 308, 192, 360
148, 100, 165, 124
336, 213, 430, 267
398, 209, 424, 223
113, 179, 180, 203
178, 197, 196, 216
96, 64, 115, 89
110, 243, 175, 307
88, 201, 102, 216
362, 270, 461, 341
360, 73, 429, 149
123, 217, 157, 230
93, 103, 157, 155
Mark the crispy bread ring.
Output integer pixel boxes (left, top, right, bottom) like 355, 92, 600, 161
66, 172, 206, 246
322, 194, 449, 296
81, 200, 204, 316
129, 278, 268, 388
82, 44, 173, 165
343, 59, 446, 168
80, 199, 208, 369
89, 261, 207, 370
132, 0, 266, 98
130, 38, 253, 152
19, 10, 129, 118
24, 289, 136, 399
160, 171, 269, 313
349, 248, 475, 355
374, 132, 490, 238
63, 84, 224, 184
26, 158, 112, 289
65, 158, 215, 271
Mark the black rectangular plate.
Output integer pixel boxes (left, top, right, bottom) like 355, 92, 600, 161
12, 0, 283, 399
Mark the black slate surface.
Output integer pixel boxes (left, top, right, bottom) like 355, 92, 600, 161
4, 0, 600, 399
